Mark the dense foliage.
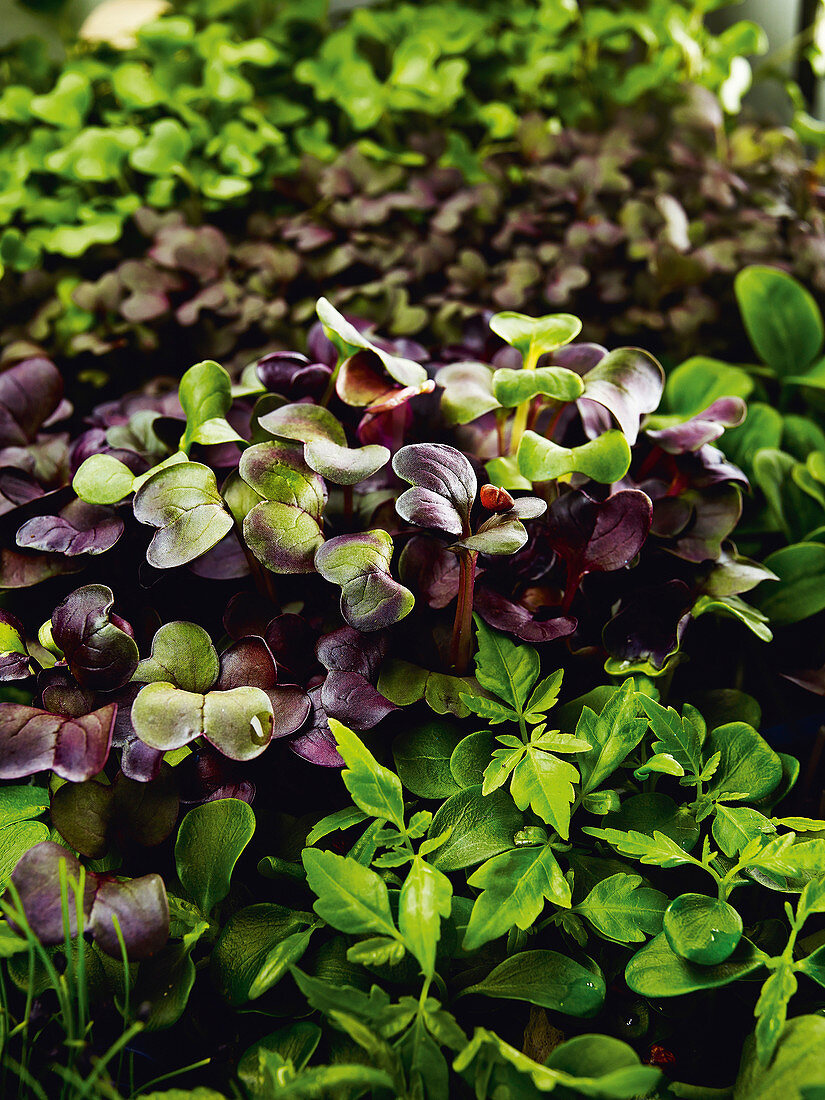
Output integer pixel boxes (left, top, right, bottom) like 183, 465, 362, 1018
0, 0, 767, 269
3, 299, 818, 1097
5, 89, 825, 383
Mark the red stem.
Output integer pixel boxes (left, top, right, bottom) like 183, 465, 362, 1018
450, 549, 478, 675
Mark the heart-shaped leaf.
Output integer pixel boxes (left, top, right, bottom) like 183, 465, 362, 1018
216, 637, 311, 740
315, 531, 414, 631
244, 501, 325, 574
9, 841, 168, 960
133, 621, 220, 693
393, 443, 476, 536
578, 348, 664, 445
546, 489, 653, 590
492, 366, 584, 407
129, 118, 193, 176
52, 584, 138, 690
259, 403, 388, 485
518, 429, 631, 484
238, 440, 326, 515
316, 298, 427, 392
490, 312, 582, 362
131, 682, 274, 761
0, 703, 115, 782
133, 462, 234, 569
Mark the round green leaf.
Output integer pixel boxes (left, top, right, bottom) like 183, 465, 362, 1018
492, 366, 584, 407
752, 542, 825, 625
73, 454, 135, 505
663, 893, 742, 965
489, 311, 582, 361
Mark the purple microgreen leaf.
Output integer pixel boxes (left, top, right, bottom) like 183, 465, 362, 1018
0, 548, 82, 589
393, 443, 477, 536
88, 873, 169, 960
316, 626, 388, 680
216, 636, 277, 691
321, 672, 396, 730
645, 397, 747, 453
134, 621, 219, 693
131, 683, 274, 761
188, 531, 250, 580
603, 580, 693, 671
0, 468, 45, 516
662, 485, 742, 563
16, 500, 123, 557
314, 531, 414, 631
546, 489, 653, 601
256, 351, 332, 401
399, 536, 461, 609
0, 359, 64, 446
474, 589, 577, 644
52, 584, 138, 690
265, 614, 319, 682
552, 343, 608, 373
8, 842, 93, 942
258, 403, 347, 446
133, 461, 234, 569
578, 348, 665, 444
288, 685, 344, 768
0, 611, 31, 681
38, 666, 96, 718
0, 703, 115, 781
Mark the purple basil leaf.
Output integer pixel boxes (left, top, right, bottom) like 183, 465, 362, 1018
603, 580, 693, 669
51, 584, 139, 690
645, 397, 747, 453
0, 359, 64, 446
578, 348, 664, 445
398, 535, 461, 609
552, 342, 608, 374
316, 626, 388, 680
16, 500, 124, 557
547, 489, 653, 586
0, 703, 115, 782
288, 685, 343, 768
88, 874, 169, 960
256, 351, 332, 401
665, 485, 742, 563
8, 842, 94, 942
0, 547, 82, 589
321, 671, 396, 729
474, 588, 577, 644
393, 443, 477, 536
0, 468, 44, 517
216, 637, 278, 691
